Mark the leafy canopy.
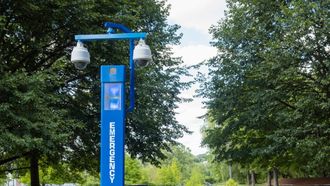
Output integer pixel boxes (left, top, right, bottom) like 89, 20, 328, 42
0, 0, 189, 177
199, 0, 330, 176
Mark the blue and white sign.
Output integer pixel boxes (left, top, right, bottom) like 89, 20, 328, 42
104, 83, 122, 110
100, 65, 125, 186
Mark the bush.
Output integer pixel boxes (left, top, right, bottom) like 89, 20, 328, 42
225, 178, 238, 186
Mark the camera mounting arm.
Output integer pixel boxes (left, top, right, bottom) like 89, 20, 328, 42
72, 22, 150, 113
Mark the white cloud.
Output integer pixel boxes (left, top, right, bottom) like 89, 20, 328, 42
176, 97, 206, 122
176, 96, 207, 155
171, 45, 216, 155
178, 129, 207, 155
176, 85, 208, 155
172, 44, 217, 66
166, 0, 227, 155
167, 0, 227, 33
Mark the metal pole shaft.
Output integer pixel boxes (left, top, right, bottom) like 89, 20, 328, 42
127, 39, 135, 112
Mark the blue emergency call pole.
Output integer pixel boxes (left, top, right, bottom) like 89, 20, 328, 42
100, 65, 126, 185
70, 22, 152, 186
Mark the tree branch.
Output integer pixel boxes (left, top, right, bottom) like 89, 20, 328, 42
0, 166, 30, 173
275, 98, 297, 110
0, 152, 30, 166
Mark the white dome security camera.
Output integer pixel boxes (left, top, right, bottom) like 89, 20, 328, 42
71, 41, 90, 70
133, 39, 152, 67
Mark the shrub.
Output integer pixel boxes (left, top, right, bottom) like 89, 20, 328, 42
225, 178, 238, 186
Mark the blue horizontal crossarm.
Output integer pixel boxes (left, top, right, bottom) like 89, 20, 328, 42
74, 22, 145, 113
75, 33, 147, 42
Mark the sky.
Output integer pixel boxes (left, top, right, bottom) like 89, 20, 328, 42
166, 0, 228, 155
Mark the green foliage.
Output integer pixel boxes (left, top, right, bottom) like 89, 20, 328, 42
79, 174, 100, 186
20, 163, 88, 185
15, 145, 208, 185
200, 0, 330, 177
157, 158, 181, 185
125, 155, 143, 184
137, 145, 207, 185
0, 0, 189, 181
141, 164, 159, 184
225, 178, 238, 186
205, 154, 254, 184
185, 166, 204, 186
0, 176, 5, 185
161, 145, 195, 182
208, 160, 232, 183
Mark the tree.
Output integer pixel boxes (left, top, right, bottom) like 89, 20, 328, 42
0, 0, 189, 184
125, 155, 143, 185
141, 164, 159, 184
157, 158, 181, 185
200, 0, 330, 177
20, 163, 85, 185
140, 145, 198, 185
185, 166, 204, 186
162, 145, 196, 182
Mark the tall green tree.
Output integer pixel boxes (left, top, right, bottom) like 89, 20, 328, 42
162, 145, 196, 182
200, 0, 330, 177
157, 158, 181, 185
125, 155, 143, 185
140, 145, 197, 185
0, 0, 189, 184
185, 166, 204, 186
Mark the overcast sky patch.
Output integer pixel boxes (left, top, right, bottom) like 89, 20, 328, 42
167, 0, 227, 155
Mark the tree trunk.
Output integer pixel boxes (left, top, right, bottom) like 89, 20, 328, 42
247, 171, 250, 186
229, 164, 232, 179
267, 170, 272, 186
30, 151, 40, 186
273, 168, 279, 186
251, 170, 256, 186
